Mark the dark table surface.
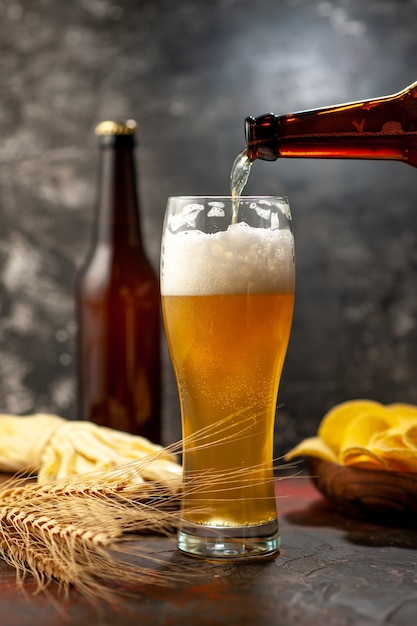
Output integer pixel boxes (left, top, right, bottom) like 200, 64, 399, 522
1, 472, 417, 626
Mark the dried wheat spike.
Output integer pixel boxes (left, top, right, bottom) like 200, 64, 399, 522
0, 412, 289, 602
0, 468, 190, 601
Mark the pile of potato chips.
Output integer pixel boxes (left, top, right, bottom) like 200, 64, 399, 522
285, 400, 417, 472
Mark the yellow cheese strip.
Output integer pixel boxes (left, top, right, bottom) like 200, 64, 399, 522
0, 414, 182, 490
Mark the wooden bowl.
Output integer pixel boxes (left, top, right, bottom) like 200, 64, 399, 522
307, 457, 417, 527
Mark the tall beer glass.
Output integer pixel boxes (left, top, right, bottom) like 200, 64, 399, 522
161, 196, 295, 559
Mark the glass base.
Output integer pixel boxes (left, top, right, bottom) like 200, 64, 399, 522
177, 519, 280, 560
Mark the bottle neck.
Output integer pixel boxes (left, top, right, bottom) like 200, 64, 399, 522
95, 134, 144, 249
245, 81, 417, 167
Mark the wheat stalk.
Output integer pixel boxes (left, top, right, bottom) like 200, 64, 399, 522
0, 466, 196, 602
0, 410, 291, 602
0, 438, 188, 600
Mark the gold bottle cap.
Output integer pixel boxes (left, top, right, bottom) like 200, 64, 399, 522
95, 119, 137, 136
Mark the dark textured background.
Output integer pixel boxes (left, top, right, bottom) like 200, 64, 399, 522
0, 0, 416, 455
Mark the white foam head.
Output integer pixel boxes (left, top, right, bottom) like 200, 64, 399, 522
161, 222, 294, 296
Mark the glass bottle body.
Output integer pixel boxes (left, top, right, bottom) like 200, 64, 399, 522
245, 81, 417, 168
75, 127, 161, 442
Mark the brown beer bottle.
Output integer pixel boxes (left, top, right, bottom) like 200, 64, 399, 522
75, 120, 161, 442
245, 80, 417, 168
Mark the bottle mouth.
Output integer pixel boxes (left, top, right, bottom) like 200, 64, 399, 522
244, 114, 278, 161
95, 120, 137, 136
95, 120, 137, 147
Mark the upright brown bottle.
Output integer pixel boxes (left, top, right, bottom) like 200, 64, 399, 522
245, 80, 417, 167
75, 120, 161, 442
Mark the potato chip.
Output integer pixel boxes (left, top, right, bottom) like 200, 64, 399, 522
387, 403, 417, 418
340, 446, 387, 470
340, 411, 393, 452
285, 399, 417, 473
372, 448, 417, 472
404, 424, 417, 449
284, 436, 337, 463
368, 425, 417, 471
370, 427, 410, 452
318, 399, 384, 454
386, 403, 417, 428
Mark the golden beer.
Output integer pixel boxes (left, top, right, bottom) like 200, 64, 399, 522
162, 292, 294, 526
161, 196, 294, 558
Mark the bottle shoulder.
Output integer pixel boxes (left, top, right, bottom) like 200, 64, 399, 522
76, 243, 159, 298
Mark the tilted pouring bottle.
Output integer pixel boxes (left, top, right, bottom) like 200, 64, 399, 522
245, 80, 417, 168
75, 120, 161, 442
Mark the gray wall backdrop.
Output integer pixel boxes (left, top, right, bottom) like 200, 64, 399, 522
1, 0, 417, 456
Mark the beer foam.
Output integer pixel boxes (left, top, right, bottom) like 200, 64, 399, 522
161, 222, 294, 296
